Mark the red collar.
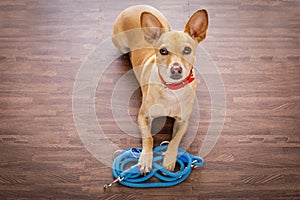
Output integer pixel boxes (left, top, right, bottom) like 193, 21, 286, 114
158, 69, 195, 90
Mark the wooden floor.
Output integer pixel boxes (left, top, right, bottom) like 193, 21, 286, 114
1, 0, 299, 199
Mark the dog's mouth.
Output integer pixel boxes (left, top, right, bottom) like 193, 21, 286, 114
170, 74, 183, 80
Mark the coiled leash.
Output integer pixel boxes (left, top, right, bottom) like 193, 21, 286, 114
104, 145, 204, 188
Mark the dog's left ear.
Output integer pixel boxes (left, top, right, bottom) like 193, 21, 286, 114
141, 12, 165, 43
184, 9, 208, 43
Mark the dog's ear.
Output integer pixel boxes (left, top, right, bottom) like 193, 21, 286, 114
141, 12, 165, 43
184, 9, 208, 43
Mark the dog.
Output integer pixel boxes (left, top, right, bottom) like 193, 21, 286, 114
112, 5, 208, 173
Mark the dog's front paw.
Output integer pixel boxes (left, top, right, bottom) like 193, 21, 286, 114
163, 150, 177, 171
138, 150, 153, 175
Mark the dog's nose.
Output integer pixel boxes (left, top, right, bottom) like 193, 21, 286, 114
170, 65, 182, 75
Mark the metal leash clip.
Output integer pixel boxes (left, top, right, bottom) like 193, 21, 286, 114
160, 141, 170, 146
191, 160, 198, 169
103, 176, 124, 189
160, 141, 170, 155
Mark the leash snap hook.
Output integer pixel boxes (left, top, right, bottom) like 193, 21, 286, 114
160, 141, 170, 146
191, 160, 198, 169
159, 141, 170, 155
103, 177, 124, 189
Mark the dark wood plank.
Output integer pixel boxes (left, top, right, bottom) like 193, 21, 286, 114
0, 0, 299, 199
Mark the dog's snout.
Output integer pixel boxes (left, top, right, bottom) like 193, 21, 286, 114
170, 65, 182, 75
170, 64, 183, 80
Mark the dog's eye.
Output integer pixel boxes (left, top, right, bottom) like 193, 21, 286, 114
183, 47, 192, 54
159, 48, 169, 55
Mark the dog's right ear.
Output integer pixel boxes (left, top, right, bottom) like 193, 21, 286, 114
141, 12, 165, 43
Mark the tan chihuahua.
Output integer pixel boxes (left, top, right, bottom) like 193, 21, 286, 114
112, 5, 208, 173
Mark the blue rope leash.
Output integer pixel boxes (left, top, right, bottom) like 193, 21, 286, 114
104, 145, 204, 188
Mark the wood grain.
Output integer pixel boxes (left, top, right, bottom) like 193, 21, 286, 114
0, 0, 299, 199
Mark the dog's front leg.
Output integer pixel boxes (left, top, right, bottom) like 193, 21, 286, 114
163, 119, 189, 171
137, 110, 153, 174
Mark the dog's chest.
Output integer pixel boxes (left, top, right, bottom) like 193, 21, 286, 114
147, 85, 195, 120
